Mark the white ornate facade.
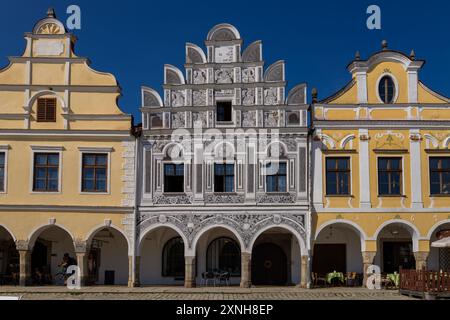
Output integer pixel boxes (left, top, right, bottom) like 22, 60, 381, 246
138, 24, 310, 287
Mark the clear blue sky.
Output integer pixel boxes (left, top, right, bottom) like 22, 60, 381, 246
1, 0, 449, 120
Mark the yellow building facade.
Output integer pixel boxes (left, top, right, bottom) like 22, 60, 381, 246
0, 10, 136, 286
312, 42, 450, 283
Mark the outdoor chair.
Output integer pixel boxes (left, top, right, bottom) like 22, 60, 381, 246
346, 272, 357, 287
201, 272, 216, 287
217, 272, 230, 286
311, 272, 327, 287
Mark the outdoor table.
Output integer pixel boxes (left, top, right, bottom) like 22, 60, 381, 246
326, 271, 345, 284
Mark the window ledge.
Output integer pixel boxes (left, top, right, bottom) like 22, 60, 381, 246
378, 195, 406, 198
163, 192, 187, 196
325, 195, 354, 198
429, 194, 450, 198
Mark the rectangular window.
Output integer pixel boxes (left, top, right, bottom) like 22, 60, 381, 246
82, 154, 108, 193
0, 152, 5, 192
266, 162, 287, 193
216, 101, 232, 122
33, 153, 59, 192
37, 98, 56, 122
214, 163, 234, 193
326, 157, 350, 195
378, 157, 402, 196
430, 157, 450, 195
164, 164, 184, 193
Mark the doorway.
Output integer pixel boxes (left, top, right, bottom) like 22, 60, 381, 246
312, 244, 346, 274
252, 243, 287, 285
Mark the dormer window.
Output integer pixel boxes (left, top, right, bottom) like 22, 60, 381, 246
378, 76, 396, 104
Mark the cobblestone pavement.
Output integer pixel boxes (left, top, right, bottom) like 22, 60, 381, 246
0, 286, 416, 300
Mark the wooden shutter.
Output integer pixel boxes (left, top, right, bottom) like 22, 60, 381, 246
37, 98, 57, 122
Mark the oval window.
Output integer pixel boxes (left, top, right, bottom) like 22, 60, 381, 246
378, 76, 396, 103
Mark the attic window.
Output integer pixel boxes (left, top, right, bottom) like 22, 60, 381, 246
378, 76, 396, 104
37, 98, 56, 122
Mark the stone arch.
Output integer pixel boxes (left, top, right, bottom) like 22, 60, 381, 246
264, 60, 285, 82
207, 23, 241, 41
138, 223, 189, 255
249, 224, 307, 255
190, 225, 245, 256
0, 224, 17, 243
85, 224, 132, 256
27, 223, 75, 248
372, 219, 421, 252
426, 219, 450, 240
314, 219, 368, 251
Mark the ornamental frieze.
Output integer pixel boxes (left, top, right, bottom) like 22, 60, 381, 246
138, 212, 306, 250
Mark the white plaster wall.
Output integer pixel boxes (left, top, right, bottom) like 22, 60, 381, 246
140, 227, 184, 285
94, 229, 129, 285
315, 226, 363, 273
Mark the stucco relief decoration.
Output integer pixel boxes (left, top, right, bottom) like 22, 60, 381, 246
193, 69, 207, 84
242, 89, 255, 106
193, 90, 207, 106
242, 111, 256, 127
242, 68, 256, 83
374, 131, 405, 149
153, 195, 193, 205
36, 23, 62, 34
264, 88, 278, 105
171, 113, 186, 129
193, 112, 207, 128
171, 91, 185, 107
138, 212, 306, 250
215, 69, 233, 84
264, 111, 279, 127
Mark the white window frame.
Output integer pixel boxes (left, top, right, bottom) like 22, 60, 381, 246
263, 159, 289, 194
376, 73, 399, 104
0, 145, 9, 194
78, 147, 113, 195
30, 146, 64, 194
376, 155, 405, 197
162, 160, 186, 194
323, 155, 353, 197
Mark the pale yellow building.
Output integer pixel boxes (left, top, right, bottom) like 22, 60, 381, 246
0, 9, 136, 286
311, 42, 450, 284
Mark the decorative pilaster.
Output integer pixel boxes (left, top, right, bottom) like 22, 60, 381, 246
359, 129, 371, 208
312, 136, 323, 209
414, 252, 429, 270
185, 256, 196, 288
362, 251, 377, 288
240, 252, 252, 288
410, 130, 423, 209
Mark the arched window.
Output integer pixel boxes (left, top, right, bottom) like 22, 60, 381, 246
378, 76, 396, 103
206, 237, 241, 276
162, 237, 184, 277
